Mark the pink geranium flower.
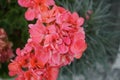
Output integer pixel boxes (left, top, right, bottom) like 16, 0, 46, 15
8, 0, 87, 80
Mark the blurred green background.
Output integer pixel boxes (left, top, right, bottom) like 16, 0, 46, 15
0, 0, 120, 80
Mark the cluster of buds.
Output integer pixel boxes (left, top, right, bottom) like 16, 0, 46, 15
86, 10, 93, 20
8, 0, 87, 80
0, 28, 13, 63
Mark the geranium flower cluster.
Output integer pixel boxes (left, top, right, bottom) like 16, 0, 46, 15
0, 28, 13, 63
8, 0, 87, 80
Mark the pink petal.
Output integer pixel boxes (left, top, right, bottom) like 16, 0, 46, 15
63, 37, 71, 45
77, 17, 84, 27
18, 0, 32, 7
8, 62, 20, 76
47, 25, 57, 33
34, 45, 50, 67
46, 0, 55, 6
71, 39, 87, 59
72, 12, 79, 20
58, 43, 69, 54
16, 48, 21, 56
29, 22, 46, 44
25, 8, 35, 21
44, 35, 52, 46
61, 23, 72, 31
51, 53, 60, 65
48, 67, 59, 80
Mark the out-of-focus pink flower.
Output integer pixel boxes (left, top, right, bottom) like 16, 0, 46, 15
0, 28, 13, 63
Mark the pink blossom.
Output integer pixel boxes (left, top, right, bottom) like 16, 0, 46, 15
18, 0, 55, 21
8, 0, 87, 80
29, 20, 47, 44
